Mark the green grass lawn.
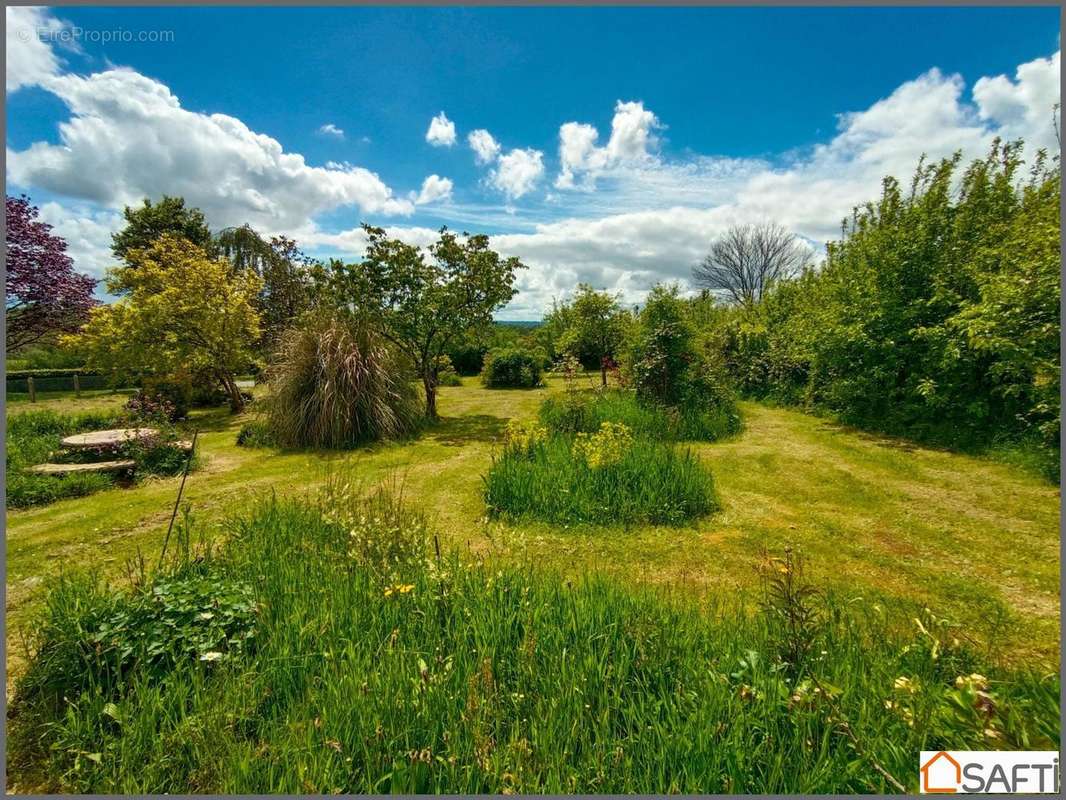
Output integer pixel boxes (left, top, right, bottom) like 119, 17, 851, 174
6, 378, 1060, 687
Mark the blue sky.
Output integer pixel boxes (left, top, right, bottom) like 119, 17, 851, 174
6, 6, 1061, 317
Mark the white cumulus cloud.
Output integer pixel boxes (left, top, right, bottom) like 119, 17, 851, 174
973, 49, 1061, 153
468, 128, 502, 164
425, 111, 457, 147
6, 7, 1060, 321
7, 66, 416, 231
557, 100, 662, 189
413, 174, 453, 205
317, 123, 345, 138
490, 148, 545, 200
6, 6, 65, 91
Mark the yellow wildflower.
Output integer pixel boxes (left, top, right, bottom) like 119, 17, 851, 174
572, 422, 633, 468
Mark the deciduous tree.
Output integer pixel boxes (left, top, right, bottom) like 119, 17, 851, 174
111, 196, 212, 266
694, 222, 809, 307
215, 224, 314, 345
69, 235, 261, 412
322, 225, 524, 419
556, 284, 631, 385
5, 195, 97, 354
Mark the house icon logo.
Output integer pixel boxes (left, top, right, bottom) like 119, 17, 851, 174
921, 751, 962, 793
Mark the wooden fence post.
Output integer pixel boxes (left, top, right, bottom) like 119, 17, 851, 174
73, 373, 82, 398
27, 376, 37, 403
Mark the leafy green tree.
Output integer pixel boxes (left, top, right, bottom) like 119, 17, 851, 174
215, 225, 314, 345
69, 235, 261, 412
111, 196, 212, 265
321, 225, 524, 419
556, 284, 631, 385
6, 195, 97, 354
536, 296, 576, 366
627, 284, 700, 406
953, 159, 1061, 449
704, 139, 1060, 472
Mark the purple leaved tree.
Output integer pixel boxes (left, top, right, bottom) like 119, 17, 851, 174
5, 195, 98, 354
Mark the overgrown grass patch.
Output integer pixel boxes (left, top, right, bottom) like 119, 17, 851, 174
7, 490, 1059, 793
235, 418, 277, 448
483, 425, 717, 526
540, 388, 741, 442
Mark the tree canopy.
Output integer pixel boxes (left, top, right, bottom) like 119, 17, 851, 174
5, 195, 97, 354
111, 196, 212, 265
553, 284, 631, 384
693, 222, 809, 308
215, 224, 314, 345
69, 234, 262, 412
710, 140, 1060, 473
320, 225, 524, 418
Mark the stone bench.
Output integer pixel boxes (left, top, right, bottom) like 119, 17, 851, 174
29, 460, 137, 475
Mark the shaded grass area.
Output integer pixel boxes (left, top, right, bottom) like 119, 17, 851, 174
7, 493, 1058, 793
540, 388, 742, 442
5, 379, 1060, 690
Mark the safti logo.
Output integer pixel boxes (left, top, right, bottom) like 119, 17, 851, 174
920, 751, 1060, 794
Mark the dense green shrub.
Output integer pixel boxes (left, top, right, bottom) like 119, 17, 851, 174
9, 490, 1058, 793
484, 421, 716, 526
708, 142, 1060, 479
444, 342, 486, 376
264, 313, 422, 449
481, 346, 544, 388
433, 354, 463, 386
619, 285, 744, 439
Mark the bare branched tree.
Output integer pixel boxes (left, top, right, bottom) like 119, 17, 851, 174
693, 222, 809, 307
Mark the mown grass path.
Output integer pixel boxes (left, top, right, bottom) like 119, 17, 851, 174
6, 379, 1060, 684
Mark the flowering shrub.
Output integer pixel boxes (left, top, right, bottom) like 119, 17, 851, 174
572, 422, 633, 469
503, 419, 548, 456
123, 391, 179, 425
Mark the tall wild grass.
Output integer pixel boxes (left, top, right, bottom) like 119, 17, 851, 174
540, 388, 741, 442
483, 427, 717, 526
265, 314, 422, 448
8, 489, 1058, 793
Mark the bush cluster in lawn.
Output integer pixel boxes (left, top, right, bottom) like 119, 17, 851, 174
484, 420, 717, 526
434, 355, 463, 387
235, 419, 277, 448
625, 284, 744, 441
540, 387, 741, 442
8, 489, 1059, 793
6, 409, 195, 509
481, 346, 543, 388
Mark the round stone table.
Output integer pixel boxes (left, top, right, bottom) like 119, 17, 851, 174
60, 428, 160, 450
